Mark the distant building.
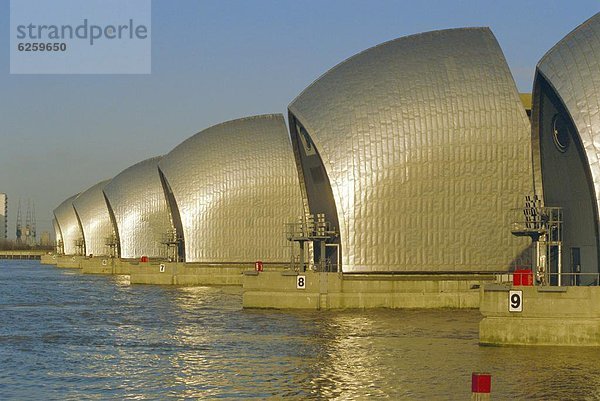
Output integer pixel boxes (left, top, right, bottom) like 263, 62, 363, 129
40, 231, 51, 247
0, 193, 7, 240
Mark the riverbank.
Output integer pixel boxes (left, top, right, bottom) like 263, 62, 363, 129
0, 250, 46, 260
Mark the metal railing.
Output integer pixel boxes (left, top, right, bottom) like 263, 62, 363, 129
104, 235, 118, 246
546, 273, 600, 286
495, 272, 600, 286
289, 254, 339, 273
286, 214, 339, 273
285, 222, 307, 240
285, 220, 333, 240
510, 206, 563, 239
74, 238, 85, 256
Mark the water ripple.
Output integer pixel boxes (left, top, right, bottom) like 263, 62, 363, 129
1, 261, 599, 400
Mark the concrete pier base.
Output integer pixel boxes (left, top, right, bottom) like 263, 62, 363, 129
40, 254, 58, 265
80, 257, 131, 275
130, 263, 289, 286
55, 255, 84, 269
243, 270, 492, 309
480, 285, 600, 346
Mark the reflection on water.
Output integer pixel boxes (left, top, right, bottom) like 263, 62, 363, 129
1, 261, 600, 400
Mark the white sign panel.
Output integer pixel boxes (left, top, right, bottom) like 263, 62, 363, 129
296, 275, 306, 290
508, 290, 523, 312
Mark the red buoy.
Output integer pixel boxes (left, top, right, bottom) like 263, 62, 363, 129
472, 372, 491, 400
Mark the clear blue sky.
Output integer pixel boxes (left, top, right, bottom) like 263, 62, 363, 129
1, 0, 599, 239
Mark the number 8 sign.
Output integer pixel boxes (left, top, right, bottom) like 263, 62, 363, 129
508, 290, 523, 312
297, 275, 306, 290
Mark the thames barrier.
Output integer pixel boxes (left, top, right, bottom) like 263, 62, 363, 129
45, 12, 600, 347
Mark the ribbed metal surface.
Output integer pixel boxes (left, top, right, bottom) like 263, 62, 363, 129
289, 28, 533, 273
53, 194, 82, 256
72, 180, 115, 257
103, 157, 173, 259
159, 114, 304, 263
535, 13, 600, 219
52, 218, 62, 251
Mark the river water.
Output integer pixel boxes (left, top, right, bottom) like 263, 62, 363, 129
1, 260, 599, 400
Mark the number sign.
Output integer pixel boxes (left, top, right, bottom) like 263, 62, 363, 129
297, 275, 306, 289
508, 290, 523, 312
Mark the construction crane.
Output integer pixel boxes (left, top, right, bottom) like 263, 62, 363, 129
31, 201, 36, 246
15, 199, 37, 246
15, 200, 22, 244
24, 200, 37, 246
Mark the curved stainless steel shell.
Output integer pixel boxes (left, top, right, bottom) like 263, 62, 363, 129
535, 13, 600, 214
52, 218, 62, 253
532, 13, 600, 277
103, 157, 174, 259
53, 194, 83, 256
289, 28, 533, 273
159, 114, 304, 263
72, 180, 115, 257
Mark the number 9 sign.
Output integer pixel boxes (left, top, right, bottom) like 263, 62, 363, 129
508, 290, 523, 312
